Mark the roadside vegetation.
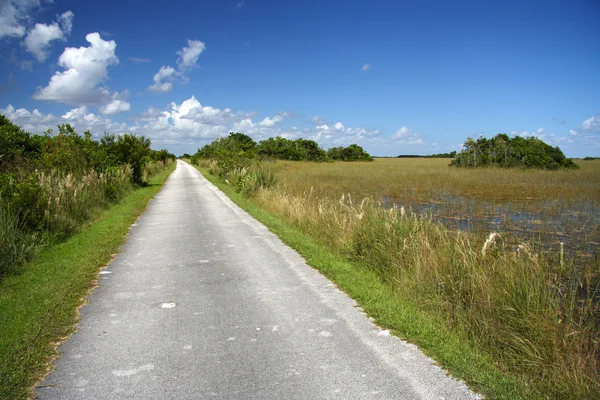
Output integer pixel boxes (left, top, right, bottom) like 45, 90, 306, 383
0, 115, 176, 399
0, 115, 175, 279
192, 133, 600, 399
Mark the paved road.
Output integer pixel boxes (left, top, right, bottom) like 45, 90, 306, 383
36, 160, 479, 400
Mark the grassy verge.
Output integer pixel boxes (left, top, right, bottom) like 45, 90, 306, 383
0, 163, 175, 400
194, 165, 540, 400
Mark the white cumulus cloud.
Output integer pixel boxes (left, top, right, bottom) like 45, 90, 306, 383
24, 10, 74, 62
2, 98, 389, 153
33, 32, 129, 113
562, 112, 600, 150
361, 63, 370, 72
148, 39, 206, 93
1, 104, 128, 135
309, 118, 379, 146
100, 99, 131, 115
580, 112, 600, 133
149, 66, 176, 93
258, 115, 283, 127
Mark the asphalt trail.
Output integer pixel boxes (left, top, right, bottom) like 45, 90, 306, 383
36, 160, 479, 399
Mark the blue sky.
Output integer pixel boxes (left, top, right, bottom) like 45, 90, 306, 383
1, 0, 599, 157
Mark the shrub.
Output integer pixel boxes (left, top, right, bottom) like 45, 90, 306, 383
451, 134, 578, 169
327, 144, 373, 161
0, 115, 171, 279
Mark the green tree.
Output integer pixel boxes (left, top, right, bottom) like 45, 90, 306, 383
340, 144, 372, 161
0, 115, 39, 173
327, 146, 344, 160
112, 134, 152, 183
451, 134, 578, 169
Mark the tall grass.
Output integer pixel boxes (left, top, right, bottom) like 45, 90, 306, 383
254, 187, 599, 397
0, 161, 171, 278
197, 158, 278, 195
0, 205, 39, 276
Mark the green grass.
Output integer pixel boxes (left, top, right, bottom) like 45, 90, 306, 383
194, 165, 542, 400
0, 163, 175, 400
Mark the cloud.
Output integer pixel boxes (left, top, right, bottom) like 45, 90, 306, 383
361, 63, 370, 72
128, 56, 151, 63
58, 10, 73, 32
235, 1, 244, 10
312, 115, 326, 124
148, 66, 176, 93
392, 126, 423, 144
0, 104, 128, 136
100, 99, 131, 115
176, 39, 206, 72
508, 114, 600, 151
258, 115, 283, 127
562, 112, 600, 150
0, 0, 44, 39
24, 10, 74, 62
580, 112, 600, 133
148, 39, 206, 93
309, 118, 380, 145
144, 96, 297, 144
33, 32, 129, 113
1, 98, 384, 151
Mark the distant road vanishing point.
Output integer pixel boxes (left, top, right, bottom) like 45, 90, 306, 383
36, 160, 479, 400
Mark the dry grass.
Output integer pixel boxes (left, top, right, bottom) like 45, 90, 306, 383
273, 158, 600, 204
274, 158, 600, 262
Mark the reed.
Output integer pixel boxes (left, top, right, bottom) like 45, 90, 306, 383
0, 161, 171, 278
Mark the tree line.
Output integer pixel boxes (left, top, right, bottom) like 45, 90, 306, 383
191, 133, 372, 163
450, 134, 577, 169
397, 151, 457, 158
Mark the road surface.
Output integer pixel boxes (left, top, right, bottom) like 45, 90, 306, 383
36, 160, 479, 399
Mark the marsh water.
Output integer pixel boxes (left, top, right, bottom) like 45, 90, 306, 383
382, 195, 600, 261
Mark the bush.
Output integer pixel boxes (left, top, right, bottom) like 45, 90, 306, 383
327, 144, 373, 161
451, 134, 578, 169
0, 115, 172, 279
